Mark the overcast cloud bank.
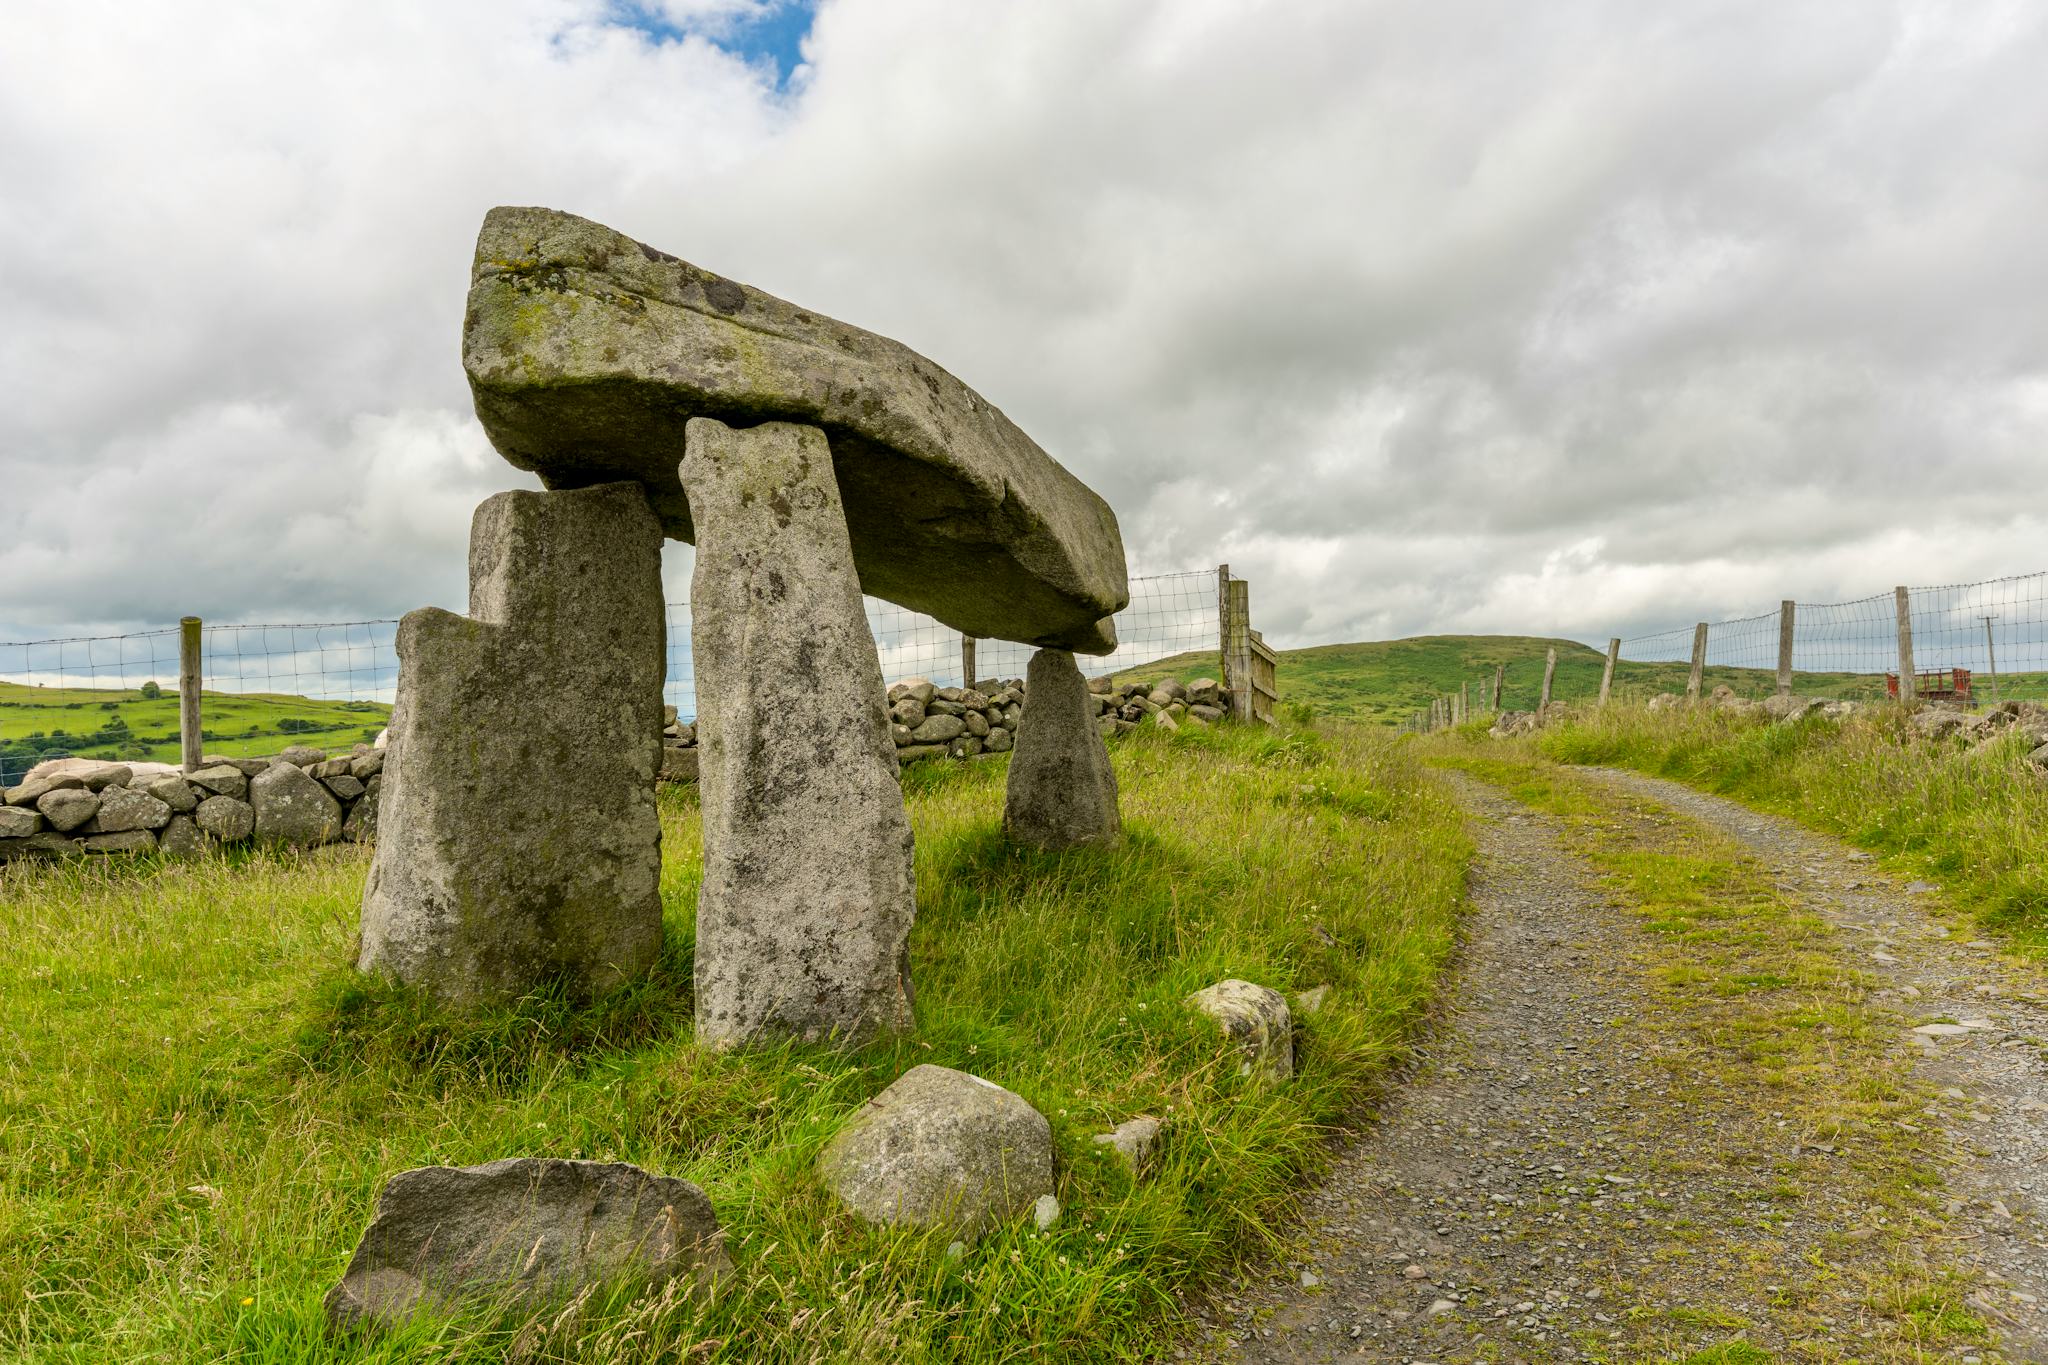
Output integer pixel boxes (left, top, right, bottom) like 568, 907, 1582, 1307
3, 0, 2044, 650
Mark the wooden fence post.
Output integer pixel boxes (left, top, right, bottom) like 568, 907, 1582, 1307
179, 616, 202, 772
1894, 586, 1916, 702
1540, 647, 1557, 708
1223, 578, 1255, 721
1776, 600, 1795, 697
1459, 681, 1469, 723
1598, 638, 1619, 707
1493, 663, 1504, 711
1686, 622, 1708, 701
961, 635, 978, 691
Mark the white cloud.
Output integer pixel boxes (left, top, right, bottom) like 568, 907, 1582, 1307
2, 0, 2045, 664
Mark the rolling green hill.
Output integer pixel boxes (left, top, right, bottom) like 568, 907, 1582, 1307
0, 682, 390, 784
1115, 635, 1932, 725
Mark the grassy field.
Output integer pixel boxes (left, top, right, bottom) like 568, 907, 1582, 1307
1523, 702, 2048, 955
1115, 635, 1922, 725
0, 721, 1466, 1363
0, 682, 390, 785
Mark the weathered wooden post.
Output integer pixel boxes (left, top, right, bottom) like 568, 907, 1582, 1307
1224, 578, 1255, 721
1775, 601, 1795, 697
1540, 648, 1557, 708
1598, 637, 1619, 707
178, 616, 202, 772
1686, 623, 1708, 701
1460, 681, 1470, 723
1493, 662, 1504, 710
960, 635, 978, 691
1894, 586, 1916, 702
1982, 614, 2001, 702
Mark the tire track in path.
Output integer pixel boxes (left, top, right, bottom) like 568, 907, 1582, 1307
1185, 763, 2037, 1364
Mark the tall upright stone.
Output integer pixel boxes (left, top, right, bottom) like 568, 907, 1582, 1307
682, 418, 916, 1049
358, 482, 665, 1003
1003, 648, 1122, 850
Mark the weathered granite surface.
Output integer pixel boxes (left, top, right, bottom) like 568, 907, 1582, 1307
683, 419, 916, 1048
357, 481, 666, 1003
462, 205, 1127, 652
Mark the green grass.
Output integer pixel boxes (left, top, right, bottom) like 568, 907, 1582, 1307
0, 682, 389, 784
1114, 636, 1930, 727
0, 721, 1467, 1363
1531, 702, 2048, 954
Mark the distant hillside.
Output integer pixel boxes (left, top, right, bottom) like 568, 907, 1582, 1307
1115, 635, 1901, 725
0, 682, 390, 785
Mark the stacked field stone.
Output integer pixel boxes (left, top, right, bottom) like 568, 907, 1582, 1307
653, 672, 1226, 781
0, 745, 384, 862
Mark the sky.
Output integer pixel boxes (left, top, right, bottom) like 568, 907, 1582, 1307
3, 0, 2046, 659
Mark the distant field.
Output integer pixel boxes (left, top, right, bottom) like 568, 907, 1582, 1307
1111, 635, 2046, 726
0, 681, 390, 783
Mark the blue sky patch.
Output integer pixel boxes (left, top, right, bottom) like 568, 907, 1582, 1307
608, 2, 816, 86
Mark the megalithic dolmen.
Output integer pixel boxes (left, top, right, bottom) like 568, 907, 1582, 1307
375, 206, 1130, 1043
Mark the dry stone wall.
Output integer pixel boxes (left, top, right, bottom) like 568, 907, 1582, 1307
656, 670, 1229, 780
0, 744, 384, 862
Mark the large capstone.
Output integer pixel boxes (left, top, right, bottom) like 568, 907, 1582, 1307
463, 206, 1128, 653
817, 1065, 1054, 1240
1002, 648, 1122, 850
683, 418, 916, 1049
358, 481, 665, 1004
325, 1158, 729, 1331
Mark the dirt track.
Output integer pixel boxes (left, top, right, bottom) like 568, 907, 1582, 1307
1188, 766, 2048, 1363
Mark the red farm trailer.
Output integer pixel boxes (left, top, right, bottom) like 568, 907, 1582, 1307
1886, 667, 1972, 702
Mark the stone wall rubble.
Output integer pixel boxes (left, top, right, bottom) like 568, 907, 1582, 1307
1, 745, 384, 862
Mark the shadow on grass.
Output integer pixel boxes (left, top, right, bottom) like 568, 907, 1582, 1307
289, 930, 698, 1088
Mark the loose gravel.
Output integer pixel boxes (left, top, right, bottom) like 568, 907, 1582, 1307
1181, 765, 2048, 1363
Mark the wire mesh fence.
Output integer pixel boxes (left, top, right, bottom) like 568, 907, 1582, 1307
1614, 570, 2048, 704
664, 569, 1222, 719
3, 571, 1226, 788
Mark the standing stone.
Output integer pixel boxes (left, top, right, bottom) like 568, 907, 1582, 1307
250, 762, 342, 847
359, 482, 666, 1004
325, 1158, 729, 1331
682, 418, 916, 1049
1003, 648, 1122, 850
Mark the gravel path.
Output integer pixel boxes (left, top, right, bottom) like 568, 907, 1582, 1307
1584, 767, 2048, 1347
1185, 766, 2048, 1363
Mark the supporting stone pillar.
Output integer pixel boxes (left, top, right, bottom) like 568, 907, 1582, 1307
1540, 648, 1557, 708
682, 418, 916, 1049
359, 482, 665, 1003
1004, 647, 1122, 850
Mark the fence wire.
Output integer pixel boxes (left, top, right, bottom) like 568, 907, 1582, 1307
663, 569, 1221, 719
1615, 570, 2048, 704
4, 571, 1225, 788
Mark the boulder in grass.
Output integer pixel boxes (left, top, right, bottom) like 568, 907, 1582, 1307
1185, 678, 1223, 708
251, 763, 342, 847
817, 1065, 1054, 1241
1092, 1117, 1163, 1177
1186, 979, 1294, 1082
325, 1158, 730, 1332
